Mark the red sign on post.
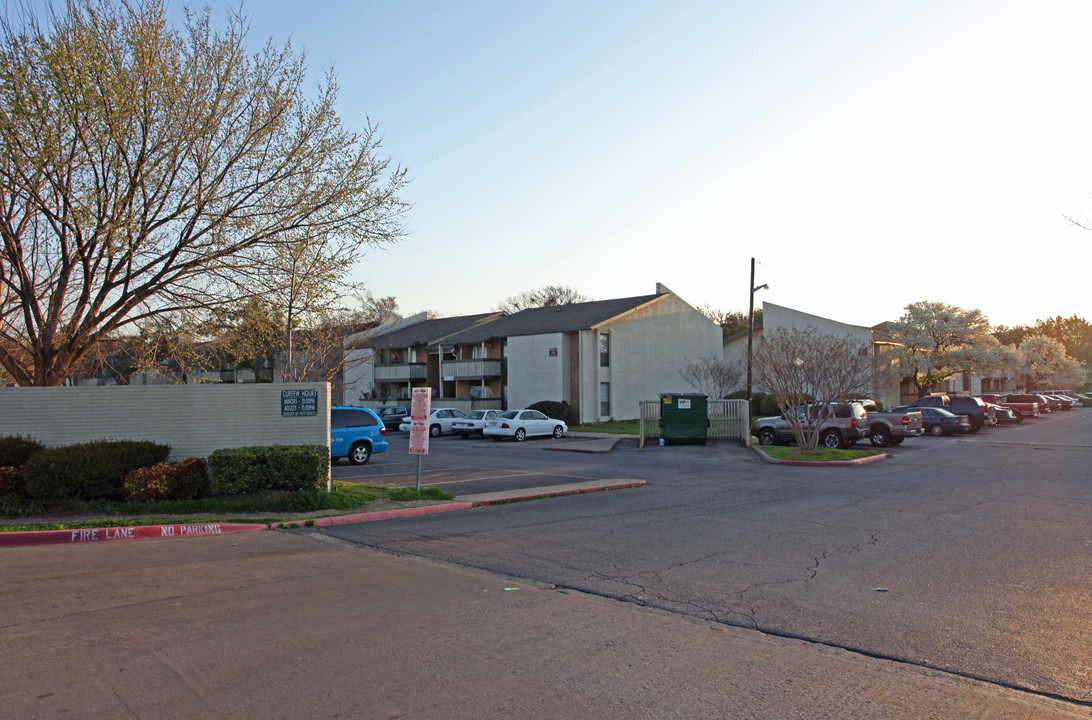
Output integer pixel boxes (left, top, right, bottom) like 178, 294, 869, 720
408, 387, 432, 455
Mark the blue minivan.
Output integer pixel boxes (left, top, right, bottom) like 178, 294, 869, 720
331, 406, 388, 465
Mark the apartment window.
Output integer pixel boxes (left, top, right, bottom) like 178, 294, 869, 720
599, 333, 610, 367
600, 382, 610, 416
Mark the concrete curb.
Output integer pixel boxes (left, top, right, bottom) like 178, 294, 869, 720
749, 438, 889, 466
0, 521, 266, 548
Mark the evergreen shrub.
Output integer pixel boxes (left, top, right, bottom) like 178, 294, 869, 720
23, 440, 171, 501
0, 436, 45, 468
527, 400, 577, 426
208, 445, 328, 496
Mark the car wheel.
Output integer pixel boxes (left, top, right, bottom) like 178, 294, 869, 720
929, 423, 945, 436
967, 418, 980, 433
514, 427, 527, 442
429, 424, 441, 438
1013, 410, 1023, 423
552, 425, 564, 439
869, 427, 890, 447
890, 437, 905, 445
821, 430, 842, 449
347, 441, 371, 465
757, 428, 777, 446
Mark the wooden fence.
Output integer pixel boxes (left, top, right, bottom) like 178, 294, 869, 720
638, 399, 751, 447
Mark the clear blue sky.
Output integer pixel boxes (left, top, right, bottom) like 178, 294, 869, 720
199, 1, 1092, 327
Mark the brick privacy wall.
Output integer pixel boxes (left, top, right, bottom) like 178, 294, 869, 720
0, 383, 330, 461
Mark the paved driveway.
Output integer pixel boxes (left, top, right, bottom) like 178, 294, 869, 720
325, 409, 1092, 706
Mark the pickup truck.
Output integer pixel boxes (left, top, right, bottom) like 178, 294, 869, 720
866, 408, 924, 447
977, 394, 1038, 422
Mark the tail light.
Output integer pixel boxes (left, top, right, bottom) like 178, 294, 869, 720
901, 416, 910, 425
850, 419, 857, 429
380, 427, 387, 436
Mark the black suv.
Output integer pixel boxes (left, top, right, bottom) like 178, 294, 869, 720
374, 405, 410, 431
909, 395, 990, 432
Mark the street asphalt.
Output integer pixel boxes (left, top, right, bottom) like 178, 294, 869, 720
4, 528, 1088, 719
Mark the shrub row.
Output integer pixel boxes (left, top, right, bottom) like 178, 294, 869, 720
0, 436, 45, 468
0, 436, 329, 506
207, 445, 329, 496
24, 440, 171, 501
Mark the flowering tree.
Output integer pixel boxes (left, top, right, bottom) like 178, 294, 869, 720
752, 327, 874, 451
1017, 335, 1087, 390
889, 302, 1002, 397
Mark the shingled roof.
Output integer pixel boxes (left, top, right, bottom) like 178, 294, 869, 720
435, 294, 665, 346
367, 313, 501, 349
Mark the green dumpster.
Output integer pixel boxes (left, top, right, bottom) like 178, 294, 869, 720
660, 393, 708, 445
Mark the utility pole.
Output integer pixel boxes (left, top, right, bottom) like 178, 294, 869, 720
747, 257, 768, 404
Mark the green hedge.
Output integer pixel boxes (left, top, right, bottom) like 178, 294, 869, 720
207, 445, 329, 496
0, 436, 45, 468
0, 466, 25, 497
528, 400, 577, 426
23, 440, 171, 501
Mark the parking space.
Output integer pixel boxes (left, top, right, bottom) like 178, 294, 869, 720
331, 430, 613, 496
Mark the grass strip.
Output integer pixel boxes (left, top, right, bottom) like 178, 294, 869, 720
0, 482, 452, 532
759, 446, 887, 462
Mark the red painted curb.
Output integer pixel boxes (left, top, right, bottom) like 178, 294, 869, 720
0, 522, 266, 548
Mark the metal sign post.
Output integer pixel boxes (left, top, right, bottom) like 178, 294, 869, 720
408, 387, 432, 491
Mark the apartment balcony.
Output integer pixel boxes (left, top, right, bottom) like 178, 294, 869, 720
374, 363, 427, 382
442, 358, 502, 379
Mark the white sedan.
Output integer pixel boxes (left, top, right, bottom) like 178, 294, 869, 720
450, 409, 503, 438
398, 407, 467, 437
483, 409, 567, 442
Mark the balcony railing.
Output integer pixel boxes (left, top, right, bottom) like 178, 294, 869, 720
442, 358, 502, 379
374, 363, 427, 382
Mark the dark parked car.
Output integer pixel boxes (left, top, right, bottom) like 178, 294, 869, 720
892, 406, 972, 436
374, 406, 411, 430
909, 394, 991, 432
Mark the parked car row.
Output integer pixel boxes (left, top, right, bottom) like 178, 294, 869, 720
388, 406, 569, 442
751, 389, 1089, 449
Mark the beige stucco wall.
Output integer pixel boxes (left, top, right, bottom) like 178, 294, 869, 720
0, 383, 330, 461
741, 302, 896, 405
597, 294, 722, 420
507, 332, 569, 410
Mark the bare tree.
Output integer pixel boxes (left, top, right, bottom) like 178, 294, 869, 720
0, 0, 407, 385
679, 355, 743, 399
494, 285, 592, 313
277, 290, 399, 388
752, 327, 874, 451
697, 305, 762, 339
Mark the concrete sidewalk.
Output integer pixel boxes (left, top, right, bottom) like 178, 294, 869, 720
2, 531, 1084, 719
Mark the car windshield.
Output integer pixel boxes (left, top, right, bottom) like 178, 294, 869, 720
499, 410, 519, 419
465, 410, 486, 419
